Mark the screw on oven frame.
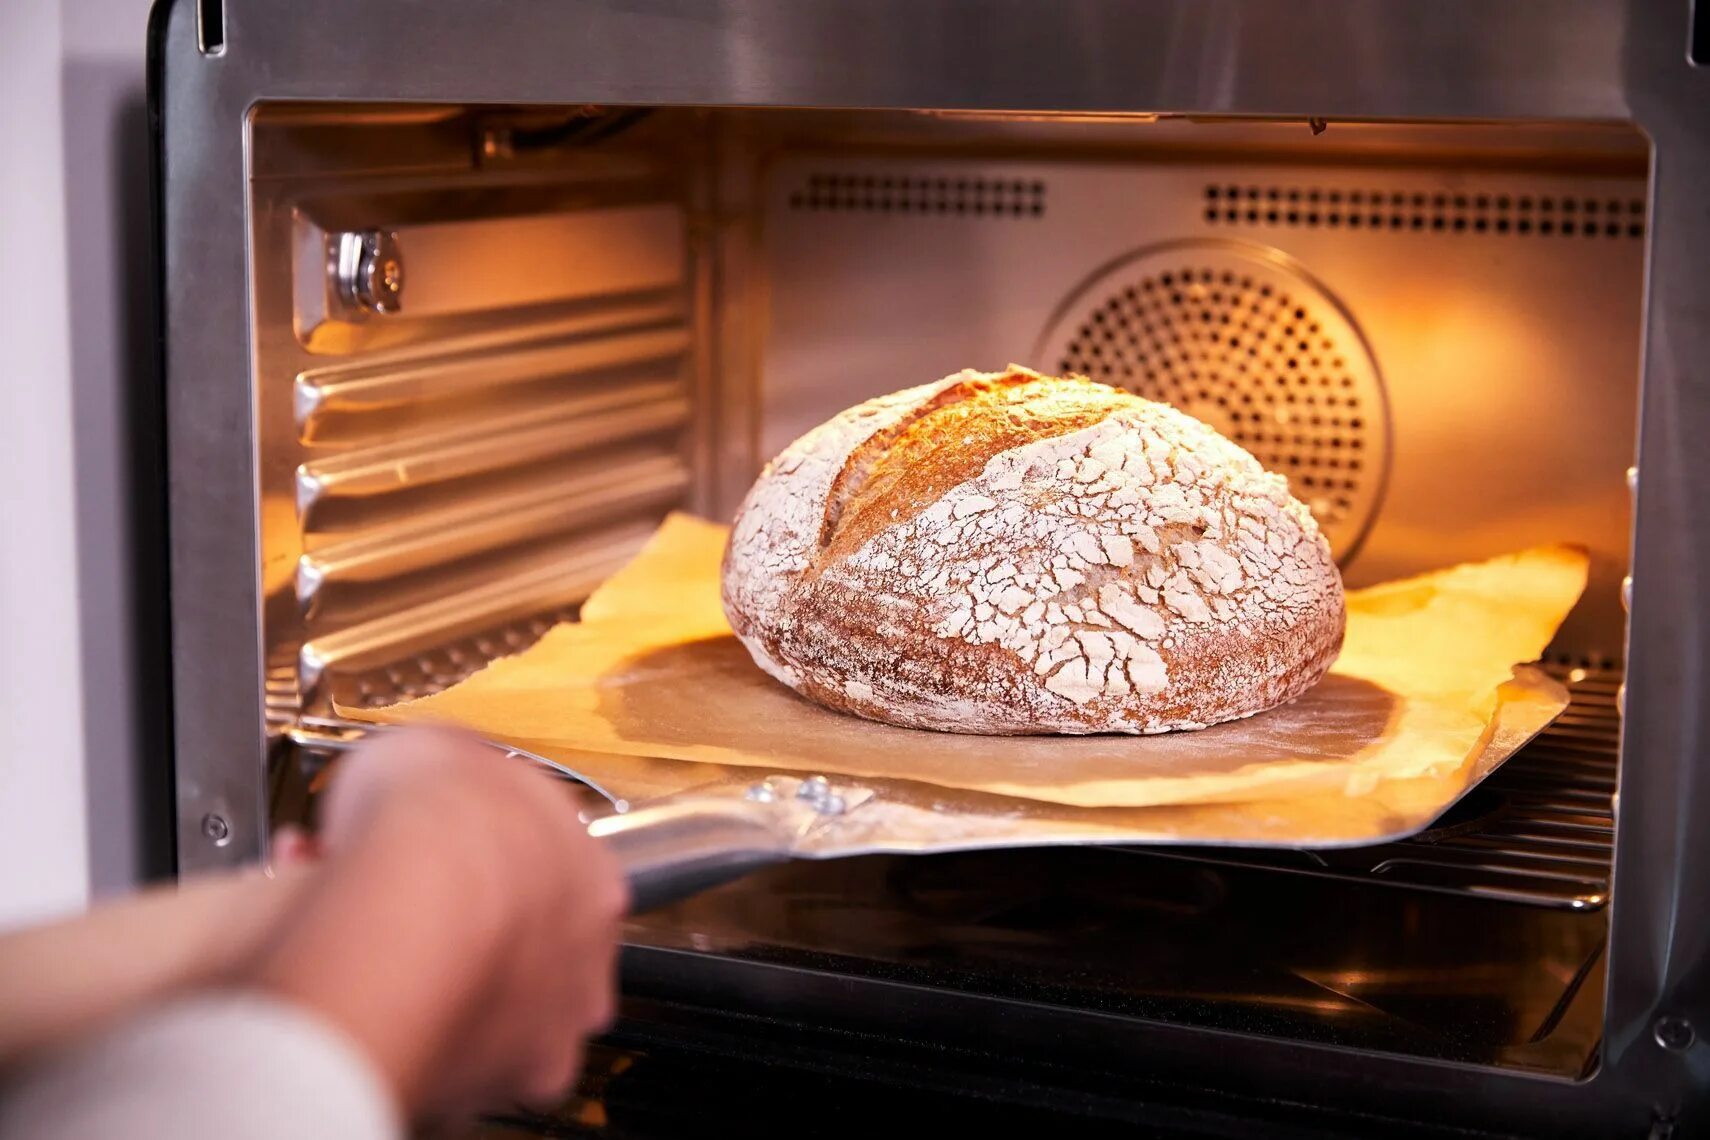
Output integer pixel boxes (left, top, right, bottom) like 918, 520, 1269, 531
1654, 1015, 1696, 1052
201, 813, 232, 847
333, 228, 405, 314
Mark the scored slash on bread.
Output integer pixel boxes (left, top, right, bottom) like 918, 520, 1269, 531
721, 366, 1347, 735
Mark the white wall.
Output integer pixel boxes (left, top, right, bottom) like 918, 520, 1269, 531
0, 0, 156, 928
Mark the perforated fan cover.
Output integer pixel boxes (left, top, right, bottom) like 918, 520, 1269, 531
1035, 241, 1389, 562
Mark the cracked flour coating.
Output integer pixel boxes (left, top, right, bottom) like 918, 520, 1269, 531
722, 367, 1346, 735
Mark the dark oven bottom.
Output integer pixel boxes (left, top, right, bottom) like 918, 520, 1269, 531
471, 1030, 1543, 1139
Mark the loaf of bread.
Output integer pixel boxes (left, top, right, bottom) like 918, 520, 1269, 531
721, 367, 1345, 735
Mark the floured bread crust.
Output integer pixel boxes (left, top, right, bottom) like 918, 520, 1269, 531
721, 367, 1346, 734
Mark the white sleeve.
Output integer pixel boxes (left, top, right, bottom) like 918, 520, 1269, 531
0, 993, 403, 1140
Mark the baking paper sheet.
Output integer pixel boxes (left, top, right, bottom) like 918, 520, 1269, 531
498, 667, 1561, 851
344, 514, 1587, 815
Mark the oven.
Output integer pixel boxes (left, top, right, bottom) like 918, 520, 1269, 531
147, 1, 1710, 1135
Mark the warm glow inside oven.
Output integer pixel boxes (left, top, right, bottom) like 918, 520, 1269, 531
249, 104, 1644, 1083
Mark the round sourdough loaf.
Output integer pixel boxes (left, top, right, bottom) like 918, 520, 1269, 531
721, 367, 1345, 735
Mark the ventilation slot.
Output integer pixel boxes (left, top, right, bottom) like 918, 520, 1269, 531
790, 173, 1045, 217
196, 0, 225, 55
1203, 185, 1646, 238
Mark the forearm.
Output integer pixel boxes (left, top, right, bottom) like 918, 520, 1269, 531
0, 864, 314, 1070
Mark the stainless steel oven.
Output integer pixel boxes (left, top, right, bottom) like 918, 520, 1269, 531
149, 1, 1710, 1134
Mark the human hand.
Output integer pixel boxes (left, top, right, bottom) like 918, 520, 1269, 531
245, 728, 627, 1122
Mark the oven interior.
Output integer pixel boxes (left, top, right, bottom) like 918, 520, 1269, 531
252, 104, 1644, 1082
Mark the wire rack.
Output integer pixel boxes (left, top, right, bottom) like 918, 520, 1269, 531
1134, 667, 1620, 911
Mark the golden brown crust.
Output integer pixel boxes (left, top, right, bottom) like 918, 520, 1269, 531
823, 376, 1121, 564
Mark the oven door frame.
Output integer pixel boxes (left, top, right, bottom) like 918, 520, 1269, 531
149, 1, 1710, 1134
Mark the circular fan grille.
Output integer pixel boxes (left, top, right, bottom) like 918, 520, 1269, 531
1035, 241, 1388, 561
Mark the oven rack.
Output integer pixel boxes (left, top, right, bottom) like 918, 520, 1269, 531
1130, 667, 1619, 911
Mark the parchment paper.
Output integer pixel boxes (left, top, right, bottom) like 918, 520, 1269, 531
507, 669, 1565, 851
343, 514, 1588, 812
